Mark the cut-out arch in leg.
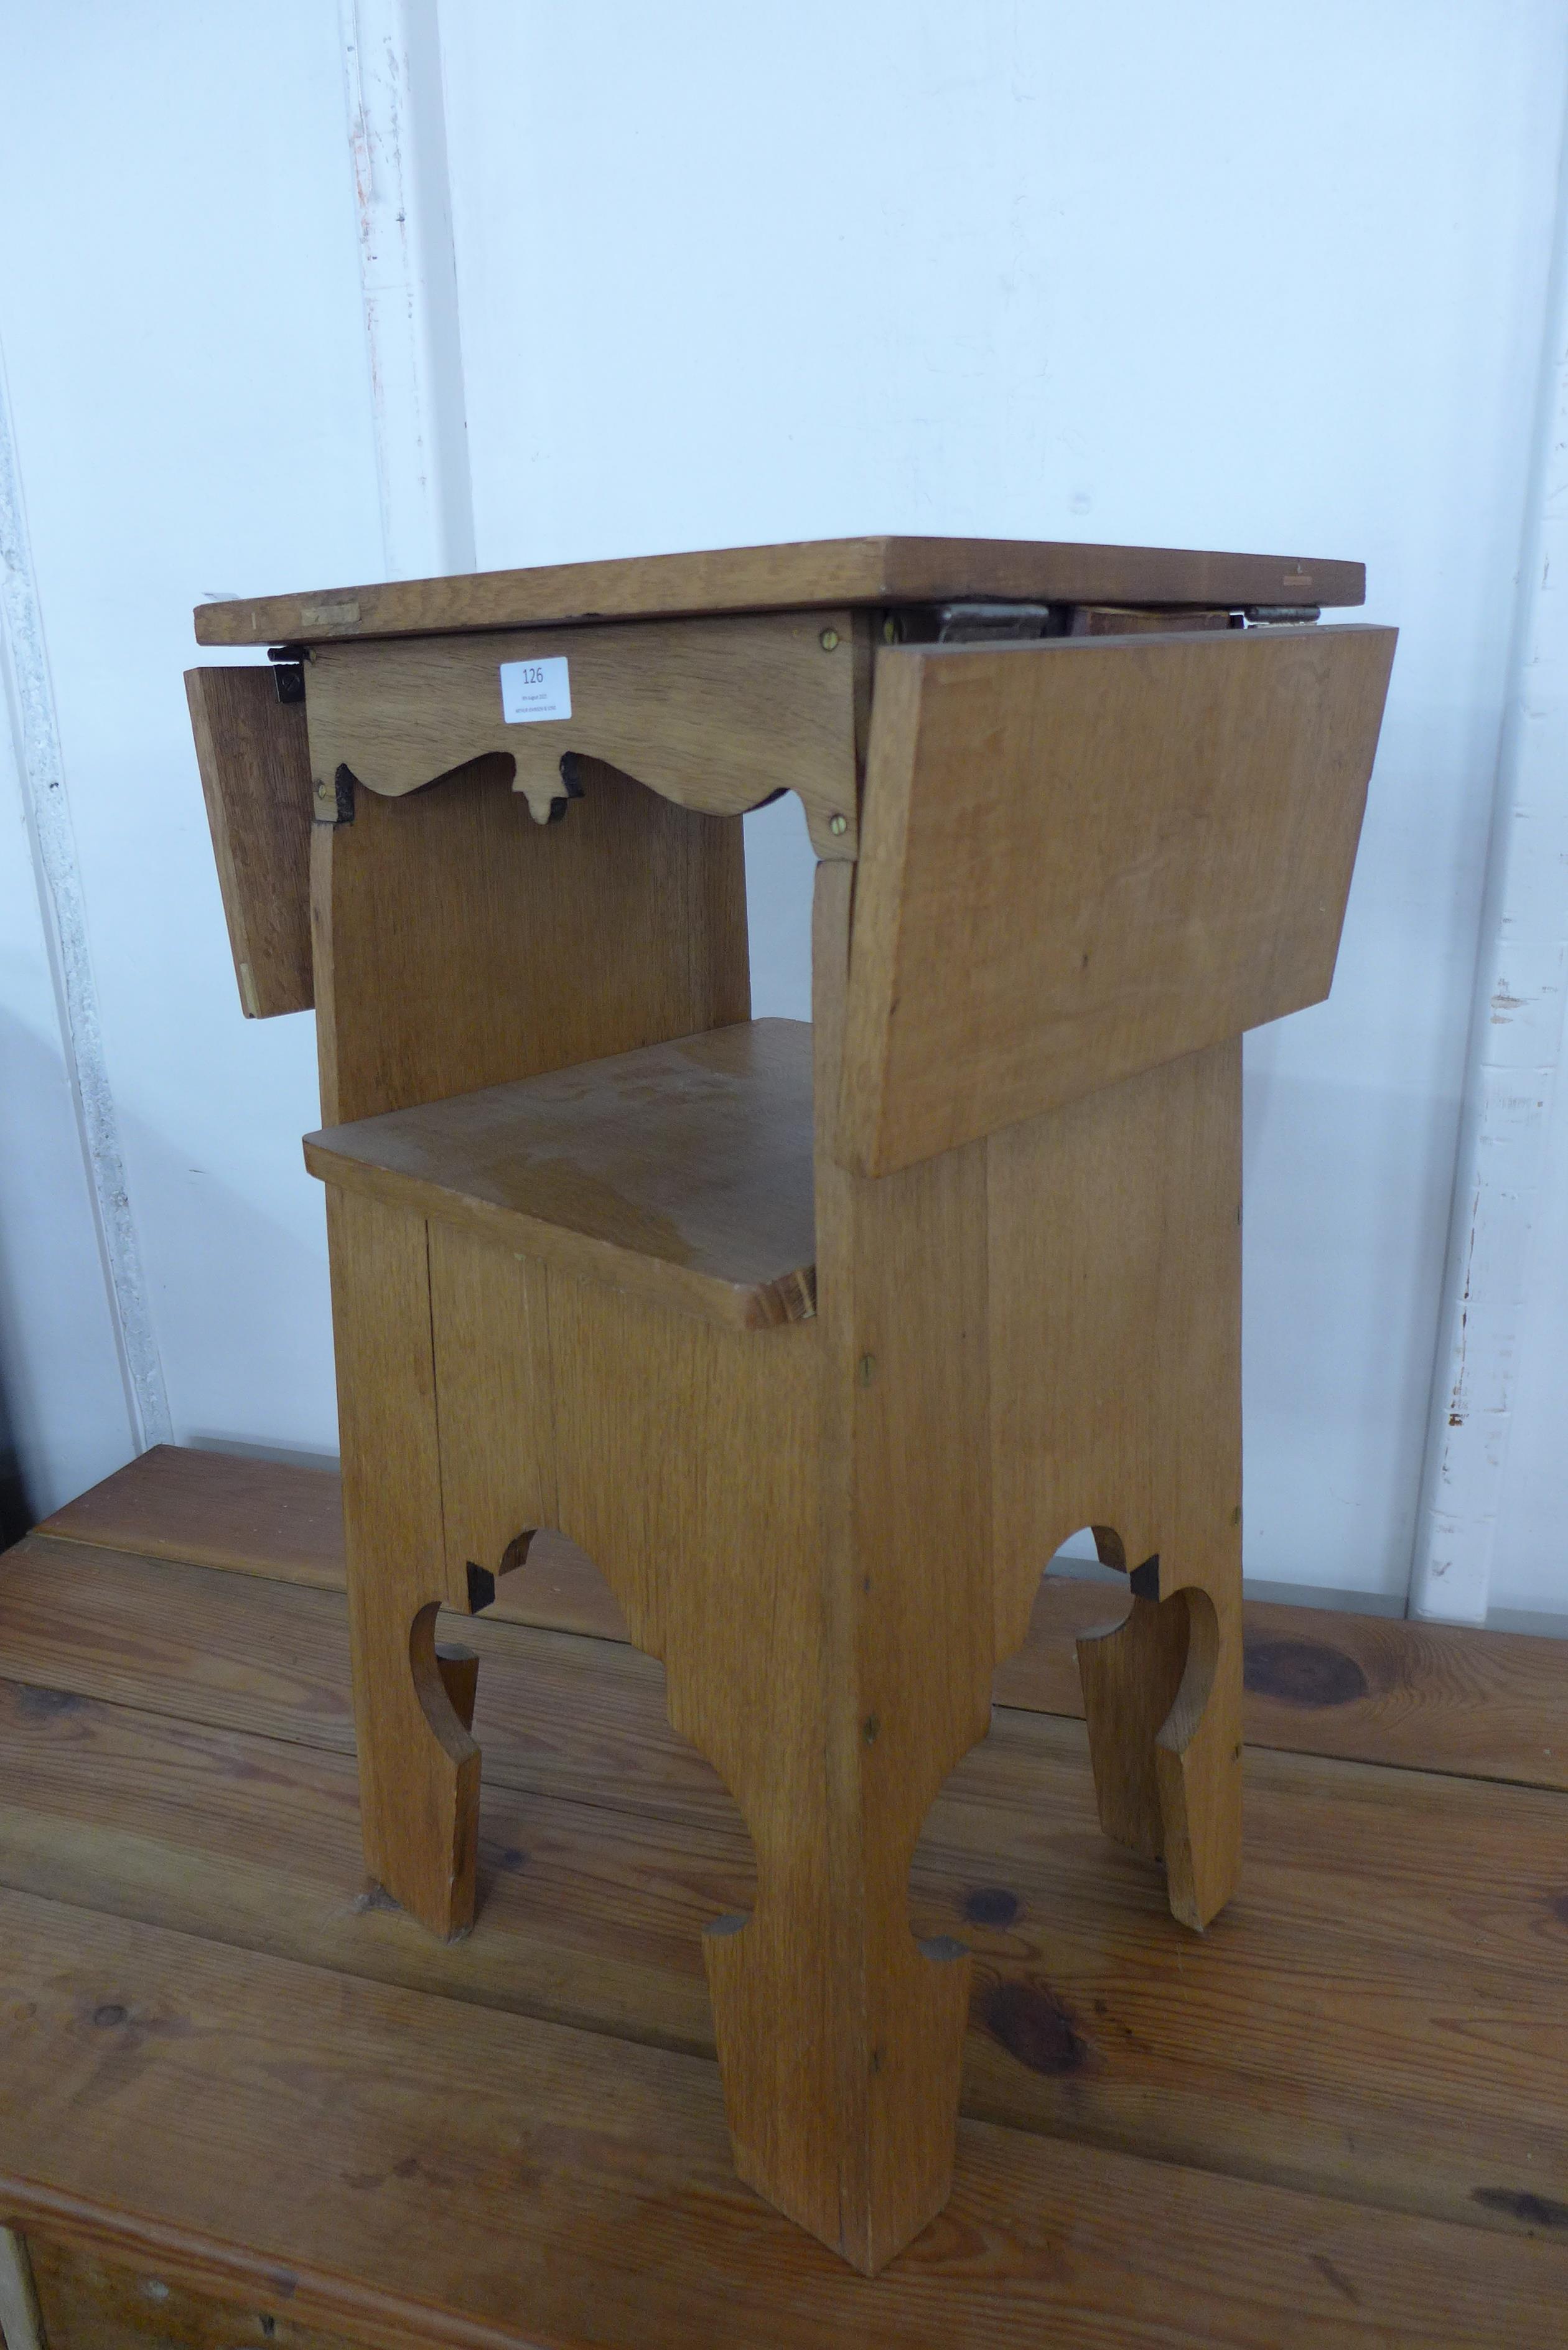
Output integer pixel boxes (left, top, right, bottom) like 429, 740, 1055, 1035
347, 1596, 482, 1942
329, 1185, 483, 1944
1076, 1562, 1241, 1931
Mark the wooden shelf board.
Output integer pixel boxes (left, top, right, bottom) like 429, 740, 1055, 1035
193, 535, 1366, 648
303, 1020, 816, 1332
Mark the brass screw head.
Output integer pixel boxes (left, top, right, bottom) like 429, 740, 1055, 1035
829, 812, 849, 837
315, 781, 331, 798
819, 626, 840, 651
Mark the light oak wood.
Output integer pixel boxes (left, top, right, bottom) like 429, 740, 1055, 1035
307, 1021, 816, 1332
838, 624, 1398, 1176
538, 1281, 839, 2251
193, 533, 1366, 646
428, 1234, 558, 1605
989, 1044, 1244, 1929
325, 1187, 477, 1938
305, 613, 865, 859
185, 540, 1397, 2274
798, 859, 996, 2265
37, 1448, 1568, 1789
1, 1882, 1564, 2350
184, 667, 314, 1018
310, 754, 749, 1126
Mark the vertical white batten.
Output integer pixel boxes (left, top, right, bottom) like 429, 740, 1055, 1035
1411, 121, 1568, 1624
0, 343, 170, 1451
0, 2228, 43, 2350
339, 0, 476, 579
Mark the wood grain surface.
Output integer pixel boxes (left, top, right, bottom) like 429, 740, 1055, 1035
838, 625, 1396, 1175
307, 1021, 817, 1331
304, 613, 864, 860
4, 1472, 1568, 2342
5, 1538, 1568, 2244
184, 668, 314, 1018
310, 755, 749, 1128
35, 1446, 630, 1640
1, 1886, 1562, 2350
988, 1043, 1244, 1926
193, 535, 1365, 647
29, 2236, 360, 2350
35, 1449, 1568, 1785
325, 1189, 478, 1937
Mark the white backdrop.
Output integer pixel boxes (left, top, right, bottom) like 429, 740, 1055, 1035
2, 1, 1567, 1621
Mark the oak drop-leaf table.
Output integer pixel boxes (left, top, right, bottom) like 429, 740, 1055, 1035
187, 535, 1394, 2269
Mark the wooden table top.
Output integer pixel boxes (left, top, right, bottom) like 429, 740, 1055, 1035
193, 535, 1366, 647
2, 1443, 1566, 2349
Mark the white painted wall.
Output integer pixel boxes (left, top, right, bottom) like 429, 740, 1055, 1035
1, 1, 1566, 1624
0, 583, 131, 1520
0, 1, 384, 1494
442, 0, 1568, 1605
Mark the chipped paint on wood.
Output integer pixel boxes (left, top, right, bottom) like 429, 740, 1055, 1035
1413, 203, 1568, 1627
338, 0, 475, 581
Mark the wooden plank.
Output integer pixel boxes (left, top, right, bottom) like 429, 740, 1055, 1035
0, 1678, 728, 2053
989, 1046, 1243, 1929
193, 535, 1365, 647
184, 668, 314, 1018
999, 1581, 1568, 1791
325, 1189, 477, 1936
35, 1446, 347, 1590
534, 1273, 855, 2255
310, 755, 749, 1128
29, 1454, 1568, 1787
429, 1234, 559, 1600
0, 1887, 1559, 2350
794, 858, 996, 2263
0, 1539, 732, 1830
304, 613, 863, 861
307, 1021, 817, 1333
1, 1631, 1567, 2239
32, 1447, 630, 1641
29, 2235, 360, 2350
838, 625, 1398, 1176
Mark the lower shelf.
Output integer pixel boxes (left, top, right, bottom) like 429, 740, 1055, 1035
304, 1017, 818, 1329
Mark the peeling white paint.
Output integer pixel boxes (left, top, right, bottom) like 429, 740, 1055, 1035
338, 0, 475, 578
0, 341, 170, 1451
1412, 129, 1568, 1624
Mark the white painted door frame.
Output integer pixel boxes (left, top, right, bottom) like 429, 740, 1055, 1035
0, 340, 170, 1459
338, 0, 475, 578
1412, 115, 1568, 1624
